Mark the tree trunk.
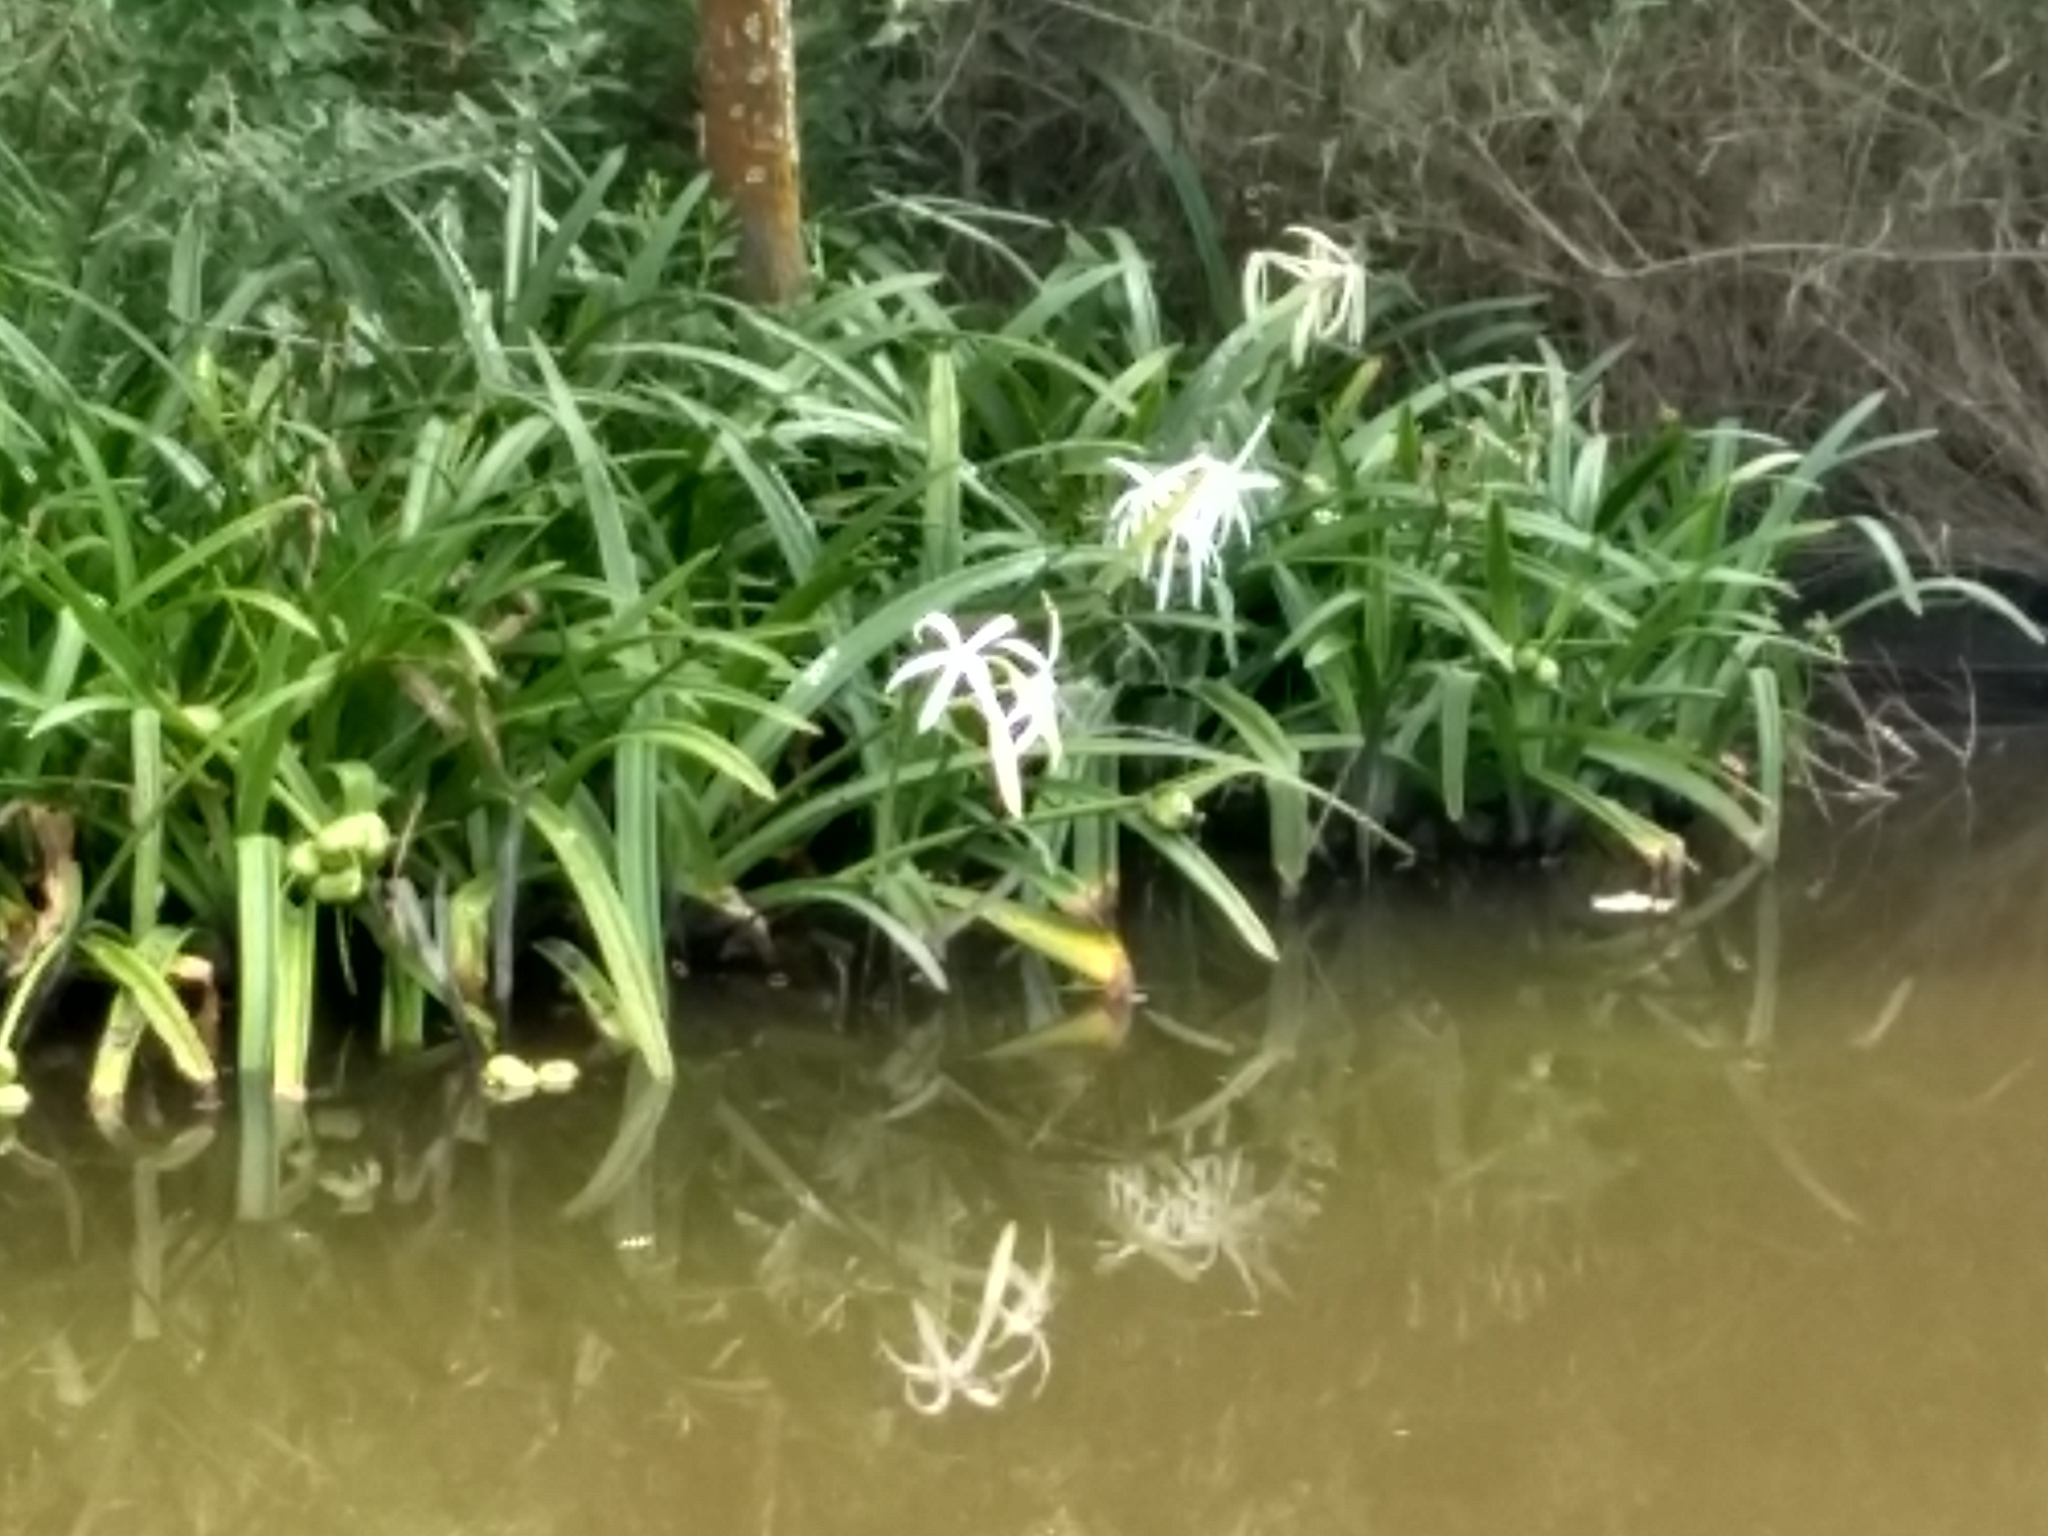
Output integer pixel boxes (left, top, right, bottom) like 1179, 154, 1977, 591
699, 0, 807, 305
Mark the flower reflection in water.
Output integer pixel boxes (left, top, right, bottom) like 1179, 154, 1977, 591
880, 1220, 1057, 1416
1097, 1146, 1321, 1305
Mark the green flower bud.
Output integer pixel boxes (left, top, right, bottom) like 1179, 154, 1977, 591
1146, 788, 1199, 831
311, 866, 366, 906
315, 812, 392, 866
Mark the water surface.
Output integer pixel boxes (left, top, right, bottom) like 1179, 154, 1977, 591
6, 741, 2048, 1535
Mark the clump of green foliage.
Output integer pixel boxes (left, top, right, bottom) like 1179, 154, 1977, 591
0, 4, 2024, 1117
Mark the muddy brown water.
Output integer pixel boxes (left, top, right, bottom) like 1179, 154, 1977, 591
7, 736, 2048, 1535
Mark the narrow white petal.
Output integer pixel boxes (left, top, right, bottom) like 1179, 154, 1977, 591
987, 740, 1025, 819
913, 611, 965, 647
884, 650, 950, 694
914, 664, 969, 734
962, 613, 1019, 653
991, 635, 1053, 674
1039, 594, 1063, 665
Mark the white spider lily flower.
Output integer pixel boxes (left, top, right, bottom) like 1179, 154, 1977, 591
885, 603, 1064, 819
1107, 416, 1279, 612
881, 1223, 1056, 1416
1241, 225, 1369, 364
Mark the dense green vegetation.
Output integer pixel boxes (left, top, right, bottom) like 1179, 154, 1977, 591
0, 0, 2027, 1113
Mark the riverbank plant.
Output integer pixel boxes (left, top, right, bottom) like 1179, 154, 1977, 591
0, 114, 2024, 1110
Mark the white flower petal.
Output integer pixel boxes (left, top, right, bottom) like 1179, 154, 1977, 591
884, 649, 951, 694
886, 606, 1065, 819
962, 613, 1018, 650
912, 611, 964, 646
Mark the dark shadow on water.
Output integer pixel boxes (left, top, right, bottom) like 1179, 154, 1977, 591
9, 738, 2048, 1532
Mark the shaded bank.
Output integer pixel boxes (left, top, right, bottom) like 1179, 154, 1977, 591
903, 0, 2048, 579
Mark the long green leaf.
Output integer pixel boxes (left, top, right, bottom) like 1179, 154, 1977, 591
526, 799, 674, 1082
1122, 815, 1277, 962
79, 930, 218, 1088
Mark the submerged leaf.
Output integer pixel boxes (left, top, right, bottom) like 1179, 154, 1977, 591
978, 1004, 1133, 1060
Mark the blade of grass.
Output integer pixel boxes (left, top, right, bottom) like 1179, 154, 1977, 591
525, 799, 674, 1082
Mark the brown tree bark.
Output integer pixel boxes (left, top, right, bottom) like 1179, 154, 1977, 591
699, 0, 807, 305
